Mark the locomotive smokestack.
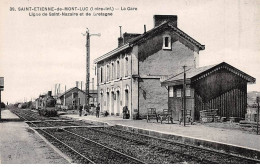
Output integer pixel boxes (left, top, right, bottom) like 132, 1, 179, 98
48, 91, 52, 97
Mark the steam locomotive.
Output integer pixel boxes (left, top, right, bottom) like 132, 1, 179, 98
37, 91, 57, 117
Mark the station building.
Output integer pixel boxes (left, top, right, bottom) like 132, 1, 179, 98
161, 62, 255, 121
57, 87, 98, 110
94, 15, 205, 118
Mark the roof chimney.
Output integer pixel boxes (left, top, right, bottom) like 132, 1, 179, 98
118, 26, 124, 47
153, 15, 177, 27
144, 25, 146, 33
76, 81, 79, 88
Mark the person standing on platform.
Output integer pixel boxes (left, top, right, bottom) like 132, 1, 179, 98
96, 103, 100, 118
79, 105, 83, 117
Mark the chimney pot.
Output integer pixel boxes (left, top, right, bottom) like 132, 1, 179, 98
144, 25, 146, 33
153, 15, 178, 27
118, 26, 124, 47
119, 26, 122, 37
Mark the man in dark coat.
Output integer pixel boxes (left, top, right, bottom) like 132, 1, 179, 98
96, 103, 100, 118
79, 105, 83, 117
123, 106, 130, 119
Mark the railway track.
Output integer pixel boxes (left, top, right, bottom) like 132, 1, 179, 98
11, 108, 260, 164
11, 109, 57, 121
89, 127, 260, 164
12, 109, 145, 164
85, 127, 214, 163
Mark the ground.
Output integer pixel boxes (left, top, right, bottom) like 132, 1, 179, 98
201, 122, 258, 135
0, 110, 68, 164
1, 109, 260, 164
61, 113, 260, 151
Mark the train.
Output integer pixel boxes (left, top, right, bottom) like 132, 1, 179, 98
36, 91, 58, 117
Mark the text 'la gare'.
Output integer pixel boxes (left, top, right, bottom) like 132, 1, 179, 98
121, 7, 137, 11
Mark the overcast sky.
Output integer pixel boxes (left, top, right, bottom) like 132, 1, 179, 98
0, 0, 259, 104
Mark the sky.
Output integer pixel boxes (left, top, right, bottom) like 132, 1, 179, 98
0, 0, 260, 104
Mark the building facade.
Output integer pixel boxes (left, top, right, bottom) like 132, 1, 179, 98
162, 62, 255, 121
58, 87, 97, 110
94, 15, 205, 118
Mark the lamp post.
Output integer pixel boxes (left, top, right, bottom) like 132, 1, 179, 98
83, 28, 100, 114
183, 65, 187, 126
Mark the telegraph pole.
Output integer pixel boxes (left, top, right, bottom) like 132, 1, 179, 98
64, 85, 66, 106
0, 77, 4, 120
183, 65, 187, 126
257, 96, 259, 135
83, 28, 100, 113
0, 90, 1, 120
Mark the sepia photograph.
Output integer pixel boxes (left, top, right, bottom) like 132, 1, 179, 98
0, 0, 260, 164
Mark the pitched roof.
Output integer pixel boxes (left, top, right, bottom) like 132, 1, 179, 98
58, 87, 98, 98
58, 87, 85, 98
161, 62, 255, 86
129, 21, 205, 49
94, 21, 205, 64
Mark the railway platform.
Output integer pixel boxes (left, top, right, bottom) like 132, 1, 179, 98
60, 113, 260, 157
0, 110, 69, 164
0, 109, 20, 121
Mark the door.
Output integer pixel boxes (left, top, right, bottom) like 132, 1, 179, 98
125, 90, 129, 107
169, 88, 183, 121
107, 92, 110, 113
111, 92, 114, 115
116, 91, 120, 115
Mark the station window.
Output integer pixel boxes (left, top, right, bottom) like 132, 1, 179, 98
186, 88, 191, 97
117, 60, 120, 79
176, 89, 182, 97
107, 64, 110, 81
125, 57, 129, 77
163, 35, 171, 50
111, 63, 114, 80
169, 86, 174, 97
100, 67, 103, 83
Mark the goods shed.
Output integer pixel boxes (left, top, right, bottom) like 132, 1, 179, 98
161, 62, 255, 121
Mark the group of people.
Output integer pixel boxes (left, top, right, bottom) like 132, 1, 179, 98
78, 104, 129, 119
78, 103, 100, 117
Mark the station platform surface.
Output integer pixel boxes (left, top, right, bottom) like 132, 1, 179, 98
0, 109, 20, 121
60, 113, 260, 152
0, 110, 68, 164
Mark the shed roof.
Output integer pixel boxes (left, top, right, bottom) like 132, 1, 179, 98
94, 21, 205, 64
161, 62, 256, 86
58, 87, 97, 98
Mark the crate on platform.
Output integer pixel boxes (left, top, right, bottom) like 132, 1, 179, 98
245, 113, 260, 122
201, 117, 214, 123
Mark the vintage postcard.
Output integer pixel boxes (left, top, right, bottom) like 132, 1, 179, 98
0, 0, 260, 164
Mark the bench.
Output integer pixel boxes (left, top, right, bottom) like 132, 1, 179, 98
147, 108, 159, 123
158, 109, 173, 124
179, 109, 193, 125
200, 109, 218, 123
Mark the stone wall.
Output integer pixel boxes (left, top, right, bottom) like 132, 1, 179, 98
138, 78, 168, 118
